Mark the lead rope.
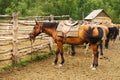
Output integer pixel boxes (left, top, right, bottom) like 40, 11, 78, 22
30, 39, 35, 53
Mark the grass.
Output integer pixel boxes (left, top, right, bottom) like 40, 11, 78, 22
0, 44, 69, 72
1, 50, 55, 72
63, 44, 69, 51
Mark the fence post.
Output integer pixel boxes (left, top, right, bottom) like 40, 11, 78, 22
49, 14, 54, 22
12, 13, 18, 64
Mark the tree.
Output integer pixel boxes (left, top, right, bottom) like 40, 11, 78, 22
0, 0, 119, 23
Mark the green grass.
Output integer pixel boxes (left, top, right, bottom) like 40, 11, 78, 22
1, 50, 55, 72
1, 44, 69, 72
63, 44, 69, 51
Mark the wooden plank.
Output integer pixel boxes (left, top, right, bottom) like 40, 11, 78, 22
0, 20, 13, 23
0, 49, 12, 54
0, 15, 12, 18
18, 42, 50, 51
0, 36, 12, 41
0, 23, 13, 26
18, 22, 35, 26
18, 44, 49, 57
0, 42, 12, 46
0, 56, 12, 62
18, 15, 70, 20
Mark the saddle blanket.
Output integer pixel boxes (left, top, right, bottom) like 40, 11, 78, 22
57, 21, 80, 37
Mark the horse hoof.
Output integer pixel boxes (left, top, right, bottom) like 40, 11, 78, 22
90, 64, 97, 70
69, 53, 74, 56
92, 67, 96, 70
90, 64, 93, 68
99, 55, 103, 59
58, 64, 63, 67
52, 63, 56, 65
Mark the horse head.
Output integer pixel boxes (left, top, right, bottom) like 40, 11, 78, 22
29, 20, 42, 43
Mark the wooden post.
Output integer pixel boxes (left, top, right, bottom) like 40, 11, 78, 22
12, 13, 18, 64
68, 15, 71, 20
49, 14, 54, 22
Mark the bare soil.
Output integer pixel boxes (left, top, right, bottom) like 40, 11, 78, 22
0, 40, 120, 80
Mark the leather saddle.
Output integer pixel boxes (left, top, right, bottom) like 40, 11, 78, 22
57, 20, 79, 38
60, 20, 79, 33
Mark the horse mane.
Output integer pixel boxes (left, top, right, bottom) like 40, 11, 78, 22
42, 22, 59, 29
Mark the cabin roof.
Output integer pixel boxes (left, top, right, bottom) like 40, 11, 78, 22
84, 9, 110, 20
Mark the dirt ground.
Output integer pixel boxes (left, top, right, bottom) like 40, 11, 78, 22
0, 39, 120, 80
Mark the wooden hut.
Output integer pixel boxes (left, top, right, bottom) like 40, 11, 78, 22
84, 9, 112, 23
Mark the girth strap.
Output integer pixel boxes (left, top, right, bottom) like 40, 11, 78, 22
62, 32, 67, 43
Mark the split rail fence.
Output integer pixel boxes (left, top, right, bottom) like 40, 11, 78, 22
0, 13, 70, 65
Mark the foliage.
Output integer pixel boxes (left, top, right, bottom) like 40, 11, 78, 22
63, 44, 69, 51
0, 0, 119, 23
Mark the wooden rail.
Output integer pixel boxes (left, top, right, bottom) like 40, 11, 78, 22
0, 14, 70, 66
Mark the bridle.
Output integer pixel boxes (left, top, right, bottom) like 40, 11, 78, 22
29, 22, 43, 51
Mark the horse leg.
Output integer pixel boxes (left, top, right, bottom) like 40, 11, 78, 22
54, 48, 60, 65
84, 43, 90, 54
59, 49, 64, 66
105, 38, 109, 49
99, 40, 103, 59
55, 42, 65, 66
69, 45, 76, 56
91, 44, 99, 70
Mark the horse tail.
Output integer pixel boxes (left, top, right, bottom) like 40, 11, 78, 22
107, 27, 119, 41
113, 27, 119, 40
86, 27, 103, 44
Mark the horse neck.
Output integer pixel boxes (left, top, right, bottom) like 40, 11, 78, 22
42, 27, 57, 37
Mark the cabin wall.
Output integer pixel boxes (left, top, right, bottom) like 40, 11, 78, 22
92, 11, 112, 23
85, 11, 112, 24
97, 11, 108, 17
92, 17, 112, 23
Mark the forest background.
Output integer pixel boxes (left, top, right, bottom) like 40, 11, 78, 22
0, 0, 119, 23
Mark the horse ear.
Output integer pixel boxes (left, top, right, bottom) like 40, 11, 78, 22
35, 20, 39, 25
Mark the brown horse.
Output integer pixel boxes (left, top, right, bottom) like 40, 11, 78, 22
29, 21, 104, 69
101, 23, 119, 49
69, 22, 109, 57
97, 24, 109, 57
69, 22, 119, 59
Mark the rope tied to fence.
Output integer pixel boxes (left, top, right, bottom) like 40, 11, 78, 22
29, 33, 35, 53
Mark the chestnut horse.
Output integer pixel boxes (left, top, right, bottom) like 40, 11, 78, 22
69, 23, 109, 57
69, 22, 119, 59
101, 23, 119, 49
29, 21, 104, 69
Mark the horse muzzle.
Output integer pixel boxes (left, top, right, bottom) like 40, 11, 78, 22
29, 33, 35, 42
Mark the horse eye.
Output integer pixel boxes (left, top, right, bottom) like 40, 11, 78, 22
34, 26, 38, 29
33, 27, 36, 29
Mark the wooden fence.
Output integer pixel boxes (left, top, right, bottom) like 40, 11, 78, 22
0, 14, 70, 65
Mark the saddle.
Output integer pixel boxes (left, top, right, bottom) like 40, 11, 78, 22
57, 20, 79, 37
61, 21, 78, 33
